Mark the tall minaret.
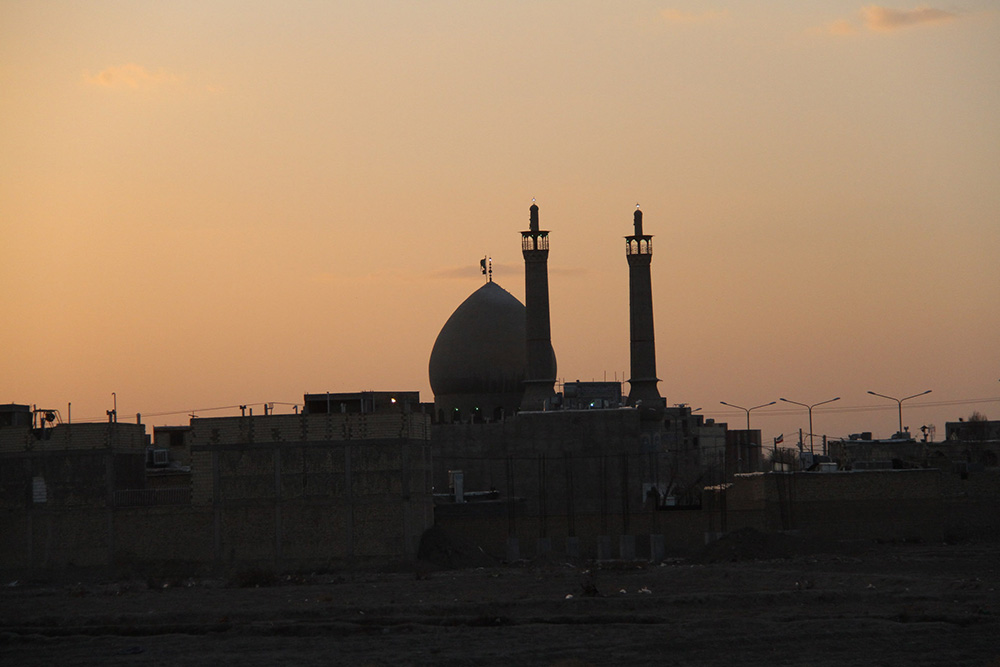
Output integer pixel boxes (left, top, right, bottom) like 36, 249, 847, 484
520, 202, 556, 411
625, 206, 662, 411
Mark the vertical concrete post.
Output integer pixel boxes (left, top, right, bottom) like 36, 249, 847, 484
536, 537, 552, 557
401, 441, 410, 558
565, 536, 580, 559
597, 535, 613, 561
26, 458, 35, 570
451, 470, 464, 503
106, 449, 115, 566
344, 444, 354, 559
619, 534, 636, 561
212, 449, 222, 565
506, 537, 520, 562
273, 446, 282, 565
649, 534, 666, 562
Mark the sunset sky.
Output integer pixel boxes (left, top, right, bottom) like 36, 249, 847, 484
2, 1, 998, 444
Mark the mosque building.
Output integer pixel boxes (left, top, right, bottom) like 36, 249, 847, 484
427, 203, 730, 521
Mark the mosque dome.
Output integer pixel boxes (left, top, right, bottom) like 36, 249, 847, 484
429, 281, 548, 422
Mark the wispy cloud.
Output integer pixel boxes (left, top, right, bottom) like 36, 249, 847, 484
660, 8, 728, 24
825, 5, 957, 35
426, 265, 485, 281
312, 262, 587, 285
425, 262, 522, 281
862, 6, 957, 31
827, 19, 858, 36
83, 63, 184, 89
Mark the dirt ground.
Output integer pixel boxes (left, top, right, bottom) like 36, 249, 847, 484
2, 530, 998, 666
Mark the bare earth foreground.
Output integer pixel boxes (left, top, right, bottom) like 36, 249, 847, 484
2, 531, 998, 667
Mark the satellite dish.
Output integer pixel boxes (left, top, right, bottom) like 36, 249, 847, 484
44, 411, 55, 422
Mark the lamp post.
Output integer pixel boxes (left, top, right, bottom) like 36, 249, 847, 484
719, 401, 776, 431
779, 396, 840, 455
720, 401, 776, 474
867, 390, 932, 437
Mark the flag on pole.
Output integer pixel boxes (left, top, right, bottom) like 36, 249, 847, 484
774, 433, 784, 445
481, 257, 487, 275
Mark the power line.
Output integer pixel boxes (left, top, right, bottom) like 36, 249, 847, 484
71, 401, 302, 423
712, 396, 999, 419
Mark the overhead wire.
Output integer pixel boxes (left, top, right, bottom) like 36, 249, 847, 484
71, 401, 302, 423
712, 396, 1000, 418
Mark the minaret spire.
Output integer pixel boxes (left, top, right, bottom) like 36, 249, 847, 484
520, 200, 556, 411
625, 206, 662, 415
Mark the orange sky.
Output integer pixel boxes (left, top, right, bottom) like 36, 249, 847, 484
2, 2, 998, 443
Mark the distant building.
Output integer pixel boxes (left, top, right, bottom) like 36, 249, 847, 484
149, 425, 193, 490
302, 390, 423, 416
562, 381, 623, 410
725, 429, 763, 476
946, 419, 1000, 442
0, 403, 32, 427
0, 407, 149, 510
0, 393, 433, 571
829, 431, 1000, 471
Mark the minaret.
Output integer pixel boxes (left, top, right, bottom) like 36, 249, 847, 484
520, 202, 556, 411
625, 207, 662, 411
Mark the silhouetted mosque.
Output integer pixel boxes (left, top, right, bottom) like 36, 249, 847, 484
427, 203, 733, 521
429, 203, 668, 423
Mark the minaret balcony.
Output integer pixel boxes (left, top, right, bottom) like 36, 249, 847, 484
626, 236, 653, 256
522, 232, 549, 252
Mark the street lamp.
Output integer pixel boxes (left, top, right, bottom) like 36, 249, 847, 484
779, 396, 840, 455
867, 390, 932, 437
719, 401, 777, 431
720, 401, 776, 474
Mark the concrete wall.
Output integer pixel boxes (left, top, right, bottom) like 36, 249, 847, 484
0, 413, 435, 574
432, 410, 649, 511
720, 469, 947, 542
435, 469, 1000, 561
436, 502, 706, 560
1, 450, 147, 509
940, 469, 1000, 540
830, 438, 1000, 469
4, 419, 997, 573
433, 408, 735, 513
0, 422, 148, 453
1, 508, 111, 570
194, 439, 433, 569
181, 412, 435, 567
